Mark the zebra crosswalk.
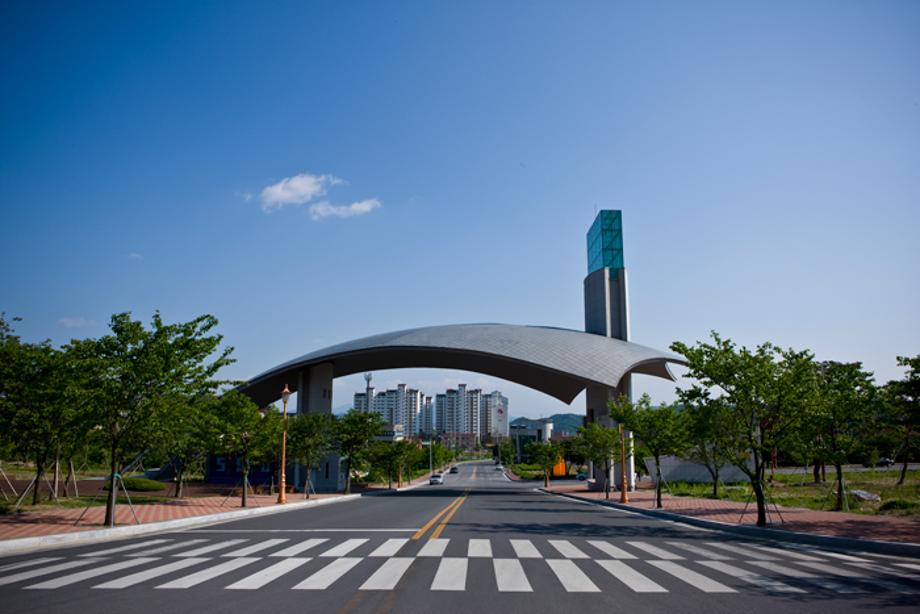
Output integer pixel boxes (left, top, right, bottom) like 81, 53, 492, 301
0, 536, 917, 595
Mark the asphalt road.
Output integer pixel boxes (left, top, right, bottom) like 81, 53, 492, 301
1, 460, 918, 613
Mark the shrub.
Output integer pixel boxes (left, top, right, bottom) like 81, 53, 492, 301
104, 477, 166, 492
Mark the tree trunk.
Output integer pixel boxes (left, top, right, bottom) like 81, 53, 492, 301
305, 473, 312, 499
62, 457, 72, 497
544, 469, 549, 488
51, 447, 61, 501
813, 460, 821, 484
31, 456, 45, 506
604, 461, 612, 500
241, 468, 249, 508
344, 458, 352, 494
706, 465, 720, 498
104, 444, 118, 527
654, 457, 663, 509
834, 462, 846, 511
175, 469, 184, 498
898, 437, 909, 485
820, 462, 826, 483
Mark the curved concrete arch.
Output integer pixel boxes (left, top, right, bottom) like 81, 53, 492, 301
239, 323, 686, 407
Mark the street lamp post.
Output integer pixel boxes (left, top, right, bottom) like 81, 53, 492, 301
278, 385, 291, 504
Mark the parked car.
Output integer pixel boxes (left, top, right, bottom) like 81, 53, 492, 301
449, 466, 459, 474
429, 474, 444, 485
575, 472, 589, 481
495, 464, 504, 471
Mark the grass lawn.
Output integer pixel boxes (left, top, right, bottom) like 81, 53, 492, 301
1, 494, 179, 515
666, 469, 920, 516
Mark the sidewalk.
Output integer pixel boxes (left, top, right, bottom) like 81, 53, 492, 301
545, 481, 920, 544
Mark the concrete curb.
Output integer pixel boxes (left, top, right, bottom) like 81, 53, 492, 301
540, 489, 920, 559
0, 494, 361, 558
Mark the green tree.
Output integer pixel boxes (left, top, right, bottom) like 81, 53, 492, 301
287, 412, 335, 498
69, 312, 233, 525
578, 422, 620, 500
335, 409, 384, 494
884, 355, 920, 485
151, 394, 220, 498
560, 437, 588, 475
671, 332, 815, 527
812, 361, 877, 511
610, 394, 689, 509
213, 392, 282, 507
525, 440, 561, 487
679, 389, 735, 498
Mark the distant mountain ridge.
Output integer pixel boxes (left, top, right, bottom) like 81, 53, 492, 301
510, 413, 584, 436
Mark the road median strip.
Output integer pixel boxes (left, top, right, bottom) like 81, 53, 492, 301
412, 494, 466, 541
430, 491, 469, 540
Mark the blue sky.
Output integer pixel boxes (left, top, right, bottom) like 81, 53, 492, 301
2, 1, 918, 417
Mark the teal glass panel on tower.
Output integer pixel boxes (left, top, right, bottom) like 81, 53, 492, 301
586, 210, 624, 274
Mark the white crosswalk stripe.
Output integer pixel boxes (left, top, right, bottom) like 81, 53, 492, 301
0, 557, 62, 573
226, 558, 312, 590
129, 540, 207, 556
0, 558, 102, 586
293, 557, 363, 590
177, 540, 248, 557
647, 560, 737, 593
705, 542, 778, 560
746, 560, 863, 593
665, 541, 731, 560
494, 558, 532, 592
595, 559, 667, 593
25, 558, 159, 589
626, 542, 683, 560
548, 539, 589, 559
369, 538, 409, 558
792, 561, 917, 593
896, 562, 920, 572
431, 557, 467, 590
79, 539, 172, 557
271, 538, 329, 557
360, 557, 414, 590
319, 538, 368, 557
468, 539, 492, 558
808, 550, 870, 562
417, 539, 449, 557
846, 561, 920, 580
588, 540, 637, 560
510, 539, 541, 559
156, 558, 260, 589
224, 538, 289, 557
748, 545, 825, 562
93, 558, 209, 589
546, 559, 600, 592
698, 560, 805, 593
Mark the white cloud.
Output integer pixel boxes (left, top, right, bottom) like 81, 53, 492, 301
59, 317, 95, 329
309, 198, 381, 221
128, 252, 143, 261
242, 191, 253, 202
260, 173, 343, 212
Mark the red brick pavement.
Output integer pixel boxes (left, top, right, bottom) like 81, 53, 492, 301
546, 481, 920, 543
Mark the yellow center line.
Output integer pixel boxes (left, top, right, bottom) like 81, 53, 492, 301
412, 494, 465, 540
430, 490, 469, 540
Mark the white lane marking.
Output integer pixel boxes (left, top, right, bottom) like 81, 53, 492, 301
698, 560, 805, 593
705, 542, 778, 560
271, 538, 329, 557
548, 540, 589, 559
493, 558, 533, 592
293, 557, 363, 590
647, 560, 737, 593
128, 540, 207, 556
225, 558, 312, 590
25, 558, 158, 589
177, 539, 248, 557
417, 539, 449, 557
0, 558, 102, 586
510, 539, 542, 559
93, 558, 209, 589
224, 538, 290, 557
546, 559, 600, 592
468, 539, 493, 558
626, 541, 684, 560
360, 557, 415, 590
78, 539, 171, 557
0, 557, 62, 573
369, 538, 410, 557
805, 550, 869, 563
587, 540, 637, 560
666, 541, 731, 560
319, 538, 369, 557
156, 558, 259, 589
431, 558, 467, 591
747, 560, 863, 593
748, 545, 825, 562
595, 559, 667, 592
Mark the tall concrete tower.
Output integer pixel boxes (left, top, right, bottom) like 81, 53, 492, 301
584, 210, 634, 489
